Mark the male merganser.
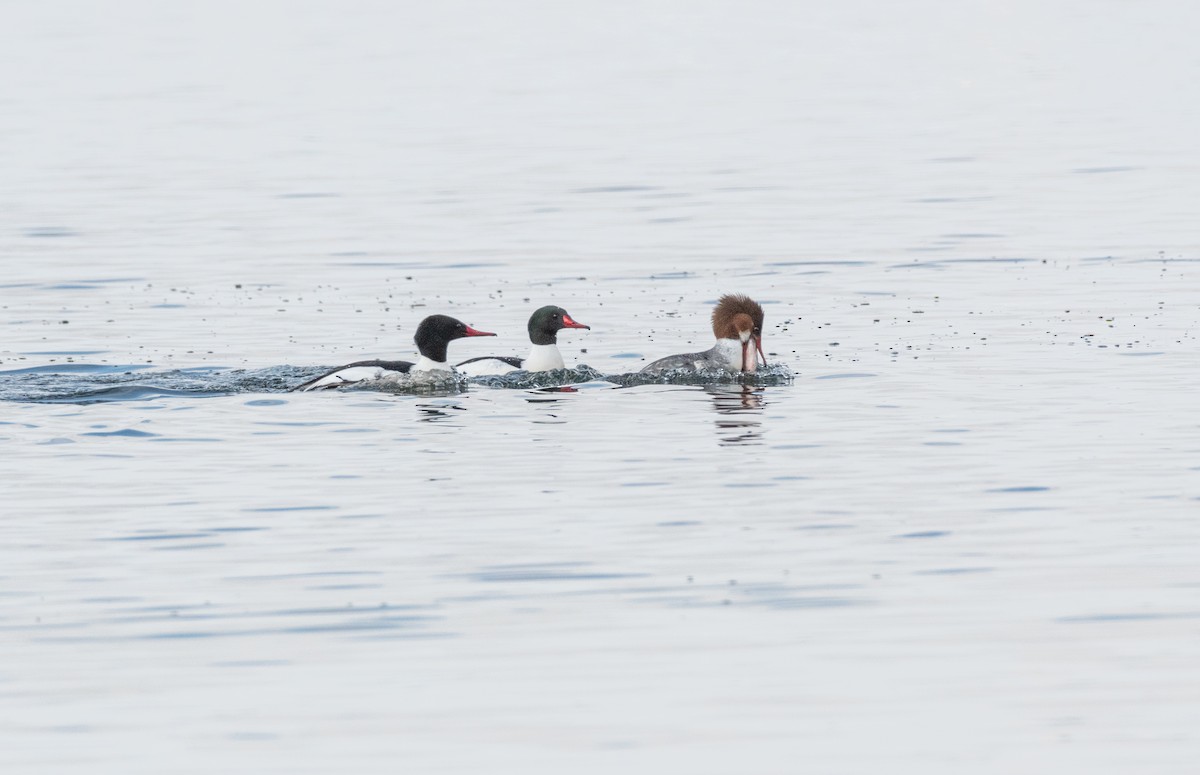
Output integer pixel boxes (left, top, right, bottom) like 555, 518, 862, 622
293, 314, 495, 391
640, 294, 766, 374
455, 305, 590, 375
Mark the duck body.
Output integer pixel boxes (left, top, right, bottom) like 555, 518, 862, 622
456, 306, 589, 376
640, 295, 766, 375
294, 315, 494, 392
457, 344, 566, 376
640, 339, 746, 375
455, 355, 524, 376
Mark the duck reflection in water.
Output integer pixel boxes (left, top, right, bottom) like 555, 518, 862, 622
708, 385, 766, 445
524, 386, 579, 403
523, 386, 577, 424
416, 401, 467, 422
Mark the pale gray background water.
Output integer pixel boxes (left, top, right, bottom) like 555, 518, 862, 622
2, 1, 1198, 772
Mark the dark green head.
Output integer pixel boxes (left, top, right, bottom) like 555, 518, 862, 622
413, 314, 495, 362
527, 306, 590, 346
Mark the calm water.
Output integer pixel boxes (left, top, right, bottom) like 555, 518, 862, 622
3, 1, 1199, 772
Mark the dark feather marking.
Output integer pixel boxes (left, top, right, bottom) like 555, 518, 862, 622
292, 359, 414, 391
455, 356, 524, 369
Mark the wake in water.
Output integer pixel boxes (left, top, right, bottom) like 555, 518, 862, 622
0, 362, 795, 403
0, 365, 318, 404
467, 365, 606, 389
350, 363, 794, 391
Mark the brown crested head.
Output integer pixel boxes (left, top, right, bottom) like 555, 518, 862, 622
711, 294, 765, 340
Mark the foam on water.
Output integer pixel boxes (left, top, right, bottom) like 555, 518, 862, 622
341, 369, 470, 395
466, 365, 606, 389
602, 362, 796, 388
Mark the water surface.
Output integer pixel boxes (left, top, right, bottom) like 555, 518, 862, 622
2, 1, 1198, 773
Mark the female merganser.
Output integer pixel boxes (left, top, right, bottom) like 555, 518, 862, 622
293, 314, 496, 391
455, 305, 590, 375
640, 294, 766, 374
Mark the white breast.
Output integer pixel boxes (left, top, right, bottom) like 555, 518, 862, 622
712, 339, 745, 371
523, 344, 565, 372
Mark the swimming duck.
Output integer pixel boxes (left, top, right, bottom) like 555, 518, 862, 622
456, 305, 590, 375
294, 314, 496, 391
640, 294, 766, 374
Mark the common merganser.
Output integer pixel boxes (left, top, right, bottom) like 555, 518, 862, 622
293, 314, 496, 391
455, 305, 590, 375
640, 294, 766, 374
